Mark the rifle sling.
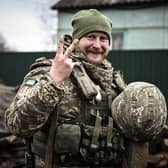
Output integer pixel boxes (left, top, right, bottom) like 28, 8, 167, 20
45, 105, 58, 168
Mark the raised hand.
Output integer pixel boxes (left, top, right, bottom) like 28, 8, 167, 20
49, 37, 79, 85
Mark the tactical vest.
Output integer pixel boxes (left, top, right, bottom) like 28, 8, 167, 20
78, 92, 125, 166
33, 91, 125, 167
32, 71, 125, 167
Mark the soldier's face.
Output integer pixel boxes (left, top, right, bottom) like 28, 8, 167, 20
77, 32, 110, 64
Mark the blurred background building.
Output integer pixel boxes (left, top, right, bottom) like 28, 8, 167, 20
0, 0, 167, 51
52, 0, 168, 50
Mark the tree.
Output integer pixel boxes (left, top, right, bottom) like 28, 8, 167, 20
0, 33, 16, 52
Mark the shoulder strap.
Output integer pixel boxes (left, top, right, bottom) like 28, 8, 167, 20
45, 106, 58, 168
72, 63, 99, 99
30, 57, 52, 70
25, 137, 35, 168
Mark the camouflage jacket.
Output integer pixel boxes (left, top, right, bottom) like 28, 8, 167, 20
5, 35, 131, 167
5, 34, 126, 138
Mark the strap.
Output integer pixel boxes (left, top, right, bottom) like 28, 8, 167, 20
91, 114, 102, 149
107, 117, 113, 148
72, 64, 98, 99
25, 137, 35, 168
45, 106, 58, 168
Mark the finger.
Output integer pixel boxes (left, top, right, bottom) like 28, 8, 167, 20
57, 37, 64, 55
71, 61, 81, 69
64, 39, 79, 57
64, 59, 79, 69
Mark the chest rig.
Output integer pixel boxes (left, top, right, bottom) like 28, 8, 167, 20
73, 68, 125, 166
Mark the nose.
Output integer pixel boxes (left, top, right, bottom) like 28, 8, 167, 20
92, 38, 101, 48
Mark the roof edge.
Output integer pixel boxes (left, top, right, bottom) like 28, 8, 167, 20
51, 0, 168, 10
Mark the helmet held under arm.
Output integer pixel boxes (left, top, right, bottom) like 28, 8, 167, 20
111, 81, 167, 142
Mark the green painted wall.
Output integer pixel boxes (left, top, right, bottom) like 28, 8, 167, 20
57, 5, 168, 49
0, 52, 54, 85
0, 50, 168, 104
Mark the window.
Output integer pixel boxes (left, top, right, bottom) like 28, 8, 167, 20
112, 32, 123, 50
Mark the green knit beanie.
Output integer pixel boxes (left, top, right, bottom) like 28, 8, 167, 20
72, 9, 112, 44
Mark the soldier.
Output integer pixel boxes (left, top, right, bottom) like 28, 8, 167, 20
5, 9, 167, 168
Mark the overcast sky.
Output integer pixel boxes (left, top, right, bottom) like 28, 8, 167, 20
0, 0, 58, 51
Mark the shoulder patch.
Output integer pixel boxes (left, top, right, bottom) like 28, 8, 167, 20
25, 79, 37, 86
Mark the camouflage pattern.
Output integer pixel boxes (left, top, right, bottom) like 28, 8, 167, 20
111, 81, 167, 142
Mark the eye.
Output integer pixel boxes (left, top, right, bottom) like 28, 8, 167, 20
86, 35, 96, 41
100, 36, 108, 42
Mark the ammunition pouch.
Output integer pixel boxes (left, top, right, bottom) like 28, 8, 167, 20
55, 124, 81, 154
80, 119, 125, 165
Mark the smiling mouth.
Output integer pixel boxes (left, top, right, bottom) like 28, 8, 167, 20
87, 50, 103, 55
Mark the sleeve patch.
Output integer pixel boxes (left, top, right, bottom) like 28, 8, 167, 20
25, 79, 37, 86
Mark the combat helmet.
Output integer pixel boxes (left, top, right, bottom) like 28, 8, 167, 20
111, 81, 167, 142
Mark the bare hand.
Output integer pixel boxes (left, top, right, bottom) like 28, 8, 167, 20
49, 37, 79, 85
